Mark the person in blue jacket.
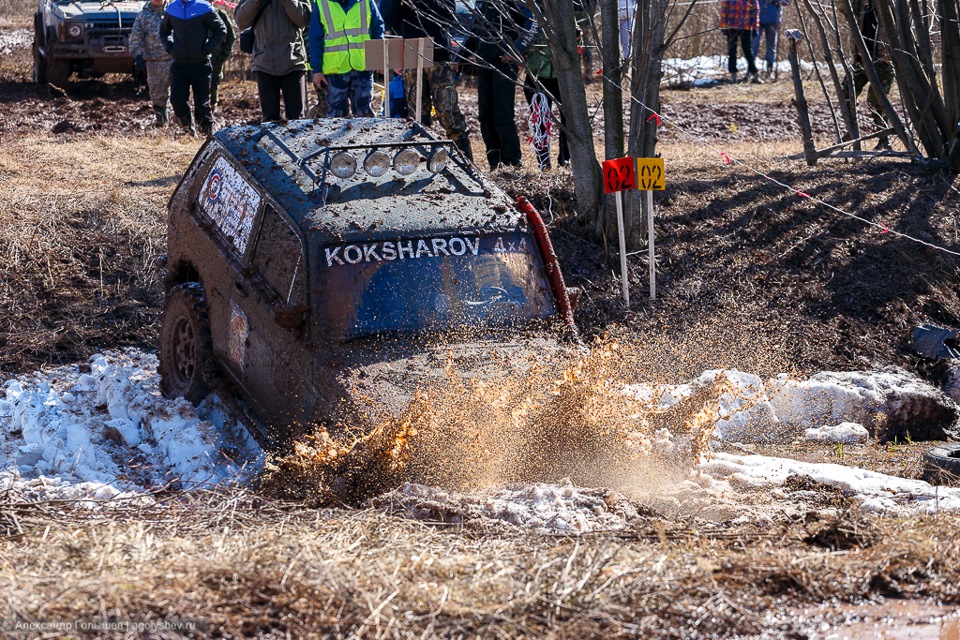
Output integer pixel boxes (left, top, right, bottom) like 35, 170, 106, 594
751, 0, 789, 79
160, 0, 227, 135
308, 0, 384, 117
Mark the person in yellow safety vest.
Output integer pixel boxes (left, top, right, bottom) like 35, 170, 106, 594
307, 0, 383, 116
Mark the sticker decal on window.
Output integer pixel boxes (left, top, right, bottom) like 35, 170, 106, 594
199, 156, 261, 255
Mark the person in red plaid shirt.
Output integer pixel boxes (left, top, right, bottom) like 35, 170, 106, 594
720, 0, 762, 84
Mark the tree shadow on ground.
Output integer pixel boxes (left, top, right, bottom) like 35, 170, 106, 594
554, 157, 960, 373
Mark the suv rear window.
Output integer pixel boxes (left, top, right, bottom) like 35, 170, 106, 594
317, 232, 554, 340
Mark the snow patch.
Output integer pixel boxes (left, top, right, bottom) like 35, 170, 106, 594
0, 350, 264, 504
376, 481, 636, 533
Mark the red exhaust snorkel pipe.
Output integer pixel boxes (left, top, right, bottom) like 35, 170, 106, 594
517, 196, 579, 340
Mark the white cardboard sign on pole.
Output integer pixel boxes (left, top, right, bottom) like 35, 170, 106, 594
365, 38, 435, 121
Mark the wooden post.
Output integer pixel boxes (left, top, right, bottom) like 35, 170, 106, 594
786, 31, 818, 166
383, 39, 391, 118
646, 189, 655, 300
616, 191, 630, 307
415, 38, 425, 123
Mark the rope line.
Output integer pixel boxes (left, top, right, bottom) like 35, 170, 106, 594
596, 73, 960, 258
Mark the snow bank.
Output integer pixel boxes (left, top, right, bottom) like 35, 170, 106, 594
626, 367, 957, 446
700, 452, 960, 515
0, 350, 263, 503
662, 55, 823, 84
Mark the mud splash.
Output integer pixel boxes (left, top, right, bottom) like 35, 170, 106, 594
261, 340, 739, 506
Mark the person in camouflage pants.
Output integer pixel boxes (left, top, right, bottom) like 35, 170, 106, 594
380, 0, 473, 159
209, 3, 236, 113
130, 0, 173, 126
401, 65, 470, 158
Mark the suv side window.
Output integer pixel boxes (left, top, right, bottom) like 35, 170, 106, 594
252, 205, 305, 305
195, 153, 261, 259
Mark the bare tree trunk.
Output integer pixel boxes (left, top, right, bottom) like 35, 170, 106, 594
874, 0, 949, 157
540, 0, 603, 225
624, 0, 668, 249
598, 0, 624, 246
941, 0, 960, 136
837, 0, 917, 154
798, 0, 858, 145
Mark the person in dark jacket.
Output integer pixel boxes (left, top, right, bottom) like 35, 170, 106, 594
210, 3, 236, 112
160, 0, 227, 135
236, 0, 311, 121
380, 0, 473, 160
463, 0, 534, 170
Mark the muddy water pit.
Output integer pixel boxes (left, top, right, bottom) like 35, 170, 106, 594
262, 340, 737, 507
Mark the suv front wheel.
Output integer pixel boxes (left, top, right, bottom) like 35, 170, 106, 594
159, 282, 215, 404
32, 15, 46, 83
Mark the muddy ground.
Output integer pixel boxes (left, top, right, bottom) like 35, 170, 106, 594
1, 27, 954, 380
2, 22, 960, 639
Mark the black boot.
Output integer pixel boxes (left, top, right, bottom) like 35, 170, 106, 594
453, 135, 474, 162
153, 105, 168, 127
178, 112, 197, 136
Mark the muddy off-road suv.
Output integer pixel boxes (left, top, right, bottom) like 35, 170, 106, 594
33, 0, 144, 84
159, 118, 578, 446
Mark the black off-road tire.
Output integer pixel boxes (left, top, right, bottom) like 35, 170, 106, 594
159, 282, 215, 405
45, 52, 71, 86
32, 15, 47, 83
923, 444, 960, 487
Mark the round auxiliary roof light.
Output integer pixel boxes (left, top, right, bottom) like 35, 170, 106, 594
427, 147, 450, 174
363, 149, 391, 178
329, 151, 357, 179
393, 148, 421, 176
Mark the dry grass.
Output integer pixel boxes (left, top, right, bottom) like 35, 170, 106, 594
0, 0, 34, 26
0, 135, 199, 372
2, 491, 960, 639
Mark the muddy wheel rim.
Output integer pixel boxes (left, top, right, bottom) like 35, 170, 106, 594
171, 315, 197, 388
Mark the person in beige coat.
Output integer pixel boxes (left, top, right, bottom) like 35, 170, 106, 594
235, 0, 311, 121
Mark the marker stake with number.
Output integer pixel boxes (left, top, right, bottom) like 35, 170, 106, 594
635, 157, 665, 300
647, 188, 655, 300
616, 190, 629, 307
602, 157, 637, 308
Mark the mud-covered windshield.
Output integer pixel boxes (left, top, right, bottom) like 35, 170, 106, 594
317, 232, 555, 340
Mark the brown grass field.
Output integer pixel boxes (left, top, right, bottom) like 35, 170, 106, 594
2, 2, 960, 638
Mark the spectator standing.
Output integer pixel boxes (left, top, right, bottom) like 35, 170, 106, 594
840, 0, 893, 148
130, 0, 173, 127
308, 0, 384, 117
160, 0, 227, 135
751, 0, 787, 79
719, 0, 762, 84
524, 29, 569, 171
380, 0, 473, 160
209, 3, 236, 112
618, 0, 634, 61
237, 0, 311, 121
463, 0, 534, 170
